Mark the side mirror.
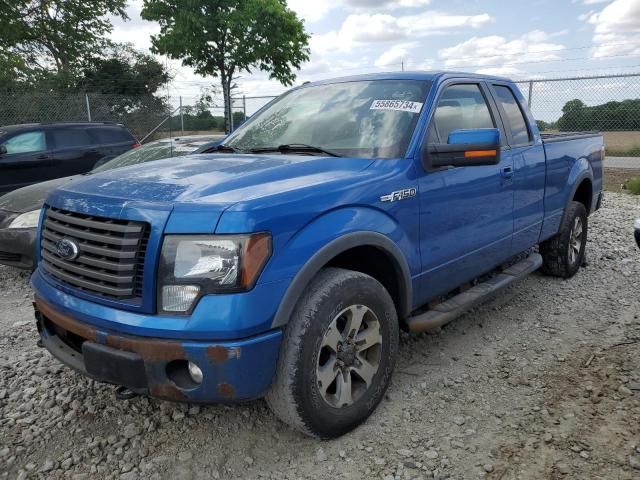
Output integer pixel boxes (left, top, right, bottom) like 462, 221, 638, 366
423, 128, 501, 169
0, 145, 6, 156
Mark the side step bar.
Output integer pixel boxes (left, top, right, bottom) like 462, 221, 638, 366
407, 253, 543, 333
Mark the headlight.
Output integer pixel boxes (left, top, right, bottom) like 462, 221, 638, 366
158, 233, 272, 313
8, 209, 41, 229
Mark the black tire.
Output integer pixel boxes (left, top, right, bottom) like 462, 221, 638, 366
266, 267, 399, 438
540, 201, 588, 278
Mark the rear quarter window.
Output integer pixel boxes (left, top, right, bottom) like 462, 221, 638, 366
92, 127, 134, 144
493, 85, 531, 145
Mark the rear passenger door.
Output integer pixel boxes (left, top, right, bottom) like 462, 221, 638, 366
49, 126, 102, 176
0, 130, 51, 193
488, 83, 546, 255
416, 81, 514, 305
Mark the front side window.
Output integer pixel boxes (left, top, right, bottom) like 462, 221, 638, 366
430, 84, 495, 143
225, 80, 432, 159
493, 85, 531, 145
1, 131, 46, 154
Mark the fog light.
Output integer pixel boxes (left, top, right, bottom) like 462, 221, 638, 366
188, 361, 203, 384
161, 285, 200, 312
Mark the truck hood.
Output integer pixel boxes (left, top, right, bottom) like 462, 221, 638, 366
52, 153, 375, 207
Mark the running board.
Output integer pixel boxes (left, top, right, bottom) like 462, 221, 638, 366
407, 253, 543, 333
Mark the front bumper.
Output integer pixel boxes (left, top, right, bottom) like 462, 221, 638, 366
0, 227, 36, 269
34, 296, 283, 403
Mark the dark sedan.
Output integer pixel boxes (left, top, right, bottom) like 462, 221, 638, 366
635, 219, 640, 248
0, 135, 224, 269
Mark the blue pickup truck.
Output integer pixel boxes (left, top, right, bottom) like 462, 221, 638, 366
32, 72, 603, 438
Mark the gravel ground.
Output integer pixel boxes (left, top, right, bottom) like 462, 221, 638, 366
1, 192, 639, 480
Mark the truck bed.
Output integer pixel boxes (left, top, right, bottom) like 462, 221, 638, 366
540, 132, 602, 143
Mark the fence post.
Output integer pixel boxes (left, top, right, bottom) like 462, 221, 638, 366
527, 81, 533, 108
85, 94, 92, 122
180, 96, 184, 134
243, 95, 247, 121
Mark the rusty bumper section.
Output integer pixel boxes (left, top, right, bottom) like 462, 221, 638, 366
34, 296, 283, 403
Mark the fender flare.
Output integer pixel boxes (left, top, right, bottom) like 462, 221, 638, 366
562, 170, 593, 225
270, 231, 412, 328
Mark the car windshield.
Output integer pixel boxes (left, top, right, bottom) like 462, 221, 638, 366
225, 79, 432, 159
91, 138, 215, 173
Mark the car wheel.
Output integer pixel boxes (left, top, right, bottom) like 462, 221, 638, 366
540, 201, 588, 279
266, 267, 399, 438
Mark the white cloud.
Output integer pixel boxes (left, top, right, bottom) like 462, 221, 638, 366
374, 43, 417, 67
475, 66, 528, 79
438, 30, 565, 69
289, 0, 433, 23
313, 11, 492, 54
587, 0, 640, 58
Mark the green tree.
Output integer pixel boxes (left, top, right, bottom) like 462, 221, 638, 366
1, 0, 128, 81
141, 0, 310, 133
80, 43, 170, 96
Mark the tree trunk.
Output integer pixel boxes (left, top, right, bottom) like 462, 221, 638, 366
221, 75, 233, 135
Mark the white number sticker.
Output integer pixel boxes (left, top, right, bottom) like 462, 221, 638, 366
370, 99, 423, 113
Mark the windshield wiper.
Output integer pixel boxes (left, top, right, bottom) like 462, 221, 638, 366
248, 144, 342, 157
208, 144, 246, 154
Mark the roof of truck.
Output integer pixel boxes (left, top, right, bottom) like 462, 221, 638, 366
302, 71, 513, 88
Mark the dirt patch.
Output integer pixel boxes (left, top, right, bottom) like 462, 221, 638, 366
604, 167, 640, 193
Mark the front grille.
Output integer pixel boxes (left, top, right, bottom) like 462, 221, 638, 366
41, 206, 149, 300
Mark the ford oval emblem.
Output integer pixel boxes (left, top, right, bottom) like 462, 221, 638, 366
55, 238, 80, 261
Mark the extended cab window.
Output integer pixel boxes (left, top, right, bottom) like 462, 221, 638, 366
52, 128, 92, 149
1, 131, 46, 154
493, 85, 531, 145
225, 80, 432, 159
429, 84, 495, 143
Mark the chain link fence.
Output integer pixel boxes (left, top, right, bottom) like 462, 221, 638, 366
1, 73, 640, 154
516, 73, 640, 155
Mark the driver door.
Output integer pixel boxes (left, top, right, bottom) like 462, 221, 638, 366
416, 81, 515, 305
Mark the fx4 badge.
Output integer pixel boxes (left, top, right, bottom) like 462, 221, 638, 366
380, 188, 417, 203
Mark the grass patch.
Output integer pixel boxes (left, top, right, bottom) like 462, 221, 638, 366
607, 145, 640, 157
625, 176, 640, 195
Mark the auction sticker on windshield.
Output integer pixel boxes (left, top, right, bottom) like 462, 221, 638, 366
370, 100, 423, 113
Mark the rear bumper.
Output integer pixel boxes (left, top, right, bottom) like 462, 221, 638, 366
0, 227, 36, 269
34, 296, 282, 403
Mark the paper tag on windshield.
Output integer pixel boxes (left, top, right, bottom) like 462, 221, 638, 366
370, 99, 423, 114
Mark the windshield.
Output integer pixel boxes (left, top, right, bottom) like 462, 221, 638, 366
225, 80, 432, 159
91, 139, 214, 173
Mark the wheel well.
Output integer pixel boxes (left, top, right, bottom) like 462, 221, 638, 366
324, 245, 406, 319
573, 179, 593, 214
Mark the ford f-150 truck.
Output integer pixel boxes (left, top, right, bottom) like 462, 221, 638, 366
31, 72, 603, 438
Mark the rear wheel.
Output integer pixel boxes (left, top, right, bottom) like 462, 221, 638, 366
266, 268, 399, 438
540, 201, 588, 278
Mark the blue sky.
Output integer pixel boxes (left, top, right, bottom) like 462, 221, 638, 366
110, 0, 640, 99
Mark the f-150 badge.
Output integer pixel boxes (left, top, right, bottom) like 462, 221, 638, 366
380, 188, 417, 203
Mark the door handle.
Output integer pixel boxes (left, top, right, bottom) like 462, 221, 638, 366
501, 166, 514, 179
36, 154, 49, 160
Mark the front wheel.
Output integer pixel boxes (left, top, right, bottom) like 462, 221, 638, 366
540, 201, 588, 278
266, 268, 399, 438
